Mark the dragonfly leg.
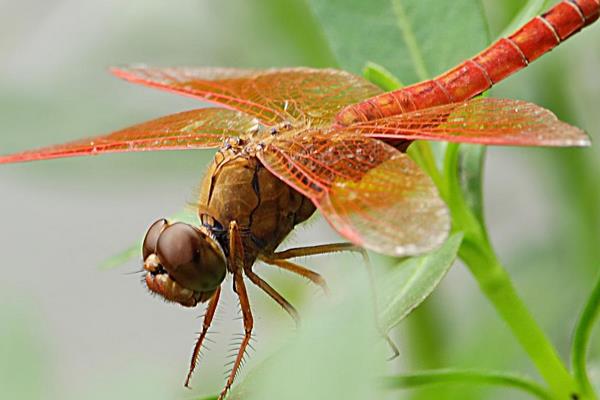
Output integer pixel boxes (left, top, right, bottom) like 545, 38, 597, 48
227, 220, 245, 274
184, 286, 221, 387
267, 243, 399, 360
221, 267, 253, 400
219, 221, 253, 400
270, 242, 360, 259
258, 254, 329, 295
243, 265, 300, 326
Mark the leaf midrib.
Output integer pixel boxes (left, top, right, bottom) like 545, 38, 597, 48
391, 0, 431, 81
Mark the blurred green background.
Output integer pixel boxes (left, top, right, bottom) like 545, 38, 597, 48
0, 1, 599, 399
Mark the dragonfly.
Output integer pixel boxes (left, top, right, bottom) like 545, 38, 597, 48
0, 0, 597, 398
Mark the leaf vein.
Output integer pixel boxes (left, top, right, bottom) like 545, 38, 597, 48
391, 0, 431, 80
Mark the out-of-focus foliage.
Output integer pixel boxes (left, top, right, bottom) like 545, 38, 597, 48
1, 1, 599, 400
229, 273, 384, 400
0, 303, 47, 400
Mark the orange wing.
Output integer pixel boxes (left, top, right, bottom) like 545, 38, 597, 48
258, 131, 450, 256
341, 98, 591, 147
112, 66, 382, 126
0, 108, 257, 164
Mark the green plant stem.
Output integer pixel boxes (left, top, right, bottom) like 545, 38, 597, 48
415, 141, 443, 189
383, 369, 553, 400
459, 242, 577, 399
572, 273, 600, 399
443, 143, 580, 400
362, 61, 404, 90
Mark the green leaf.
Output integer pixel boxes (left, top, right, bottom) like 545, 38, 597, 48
363, 61, 404, 90
379, 233, 463, 332
255, 0, 338, 67
571, 273, 600, 398
383, 369, 552, 400
306, 0, 489, 82
99, 209, 199, 270
499, 0, 554, 38
99, 244, 140, 270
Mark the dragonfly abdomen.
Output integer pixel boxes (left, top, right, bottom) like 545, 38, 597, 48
336, 0, 599, 126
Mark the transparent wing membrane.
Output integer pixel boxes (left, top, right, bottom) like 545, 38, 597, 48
259, 131, 450, 256
112, 66, 382, 126
0, 108, 257, 164
345, 98, 590, 147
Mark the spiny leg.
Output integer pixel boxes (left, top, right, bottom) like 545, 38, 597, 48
266, 243, 360, 297
221, 268, 253, 399
219, 221, 254, 400
259, 255, 329, 295
184, 286, 221, 387
243, 265, 300, 326
270, 243, 399, 359
271, 242, 360, 259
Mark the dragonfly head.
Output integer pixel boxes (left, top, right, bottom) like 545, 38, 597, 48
142, 219, 227, 307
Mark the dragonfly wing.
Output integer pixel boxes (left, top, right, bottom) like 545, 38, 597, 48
344, 98, 590, 147
112, 66, 382, 126
0, 108, 258, 164
258, 131, 449, 256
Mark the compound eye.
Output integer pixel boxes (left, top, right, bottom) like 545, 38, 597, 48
142, 219, 168, 260
155, 222, 226, 292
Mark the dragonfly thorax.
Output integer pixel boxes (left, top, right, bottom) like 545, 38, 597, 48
197, 146, 316, 267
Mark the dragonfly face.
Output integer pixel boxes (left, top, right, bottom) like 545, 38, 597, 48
142, 219, 227, 307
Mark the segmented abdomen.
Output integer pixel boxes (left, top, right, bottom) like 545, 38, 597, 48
336, 0, 599, 126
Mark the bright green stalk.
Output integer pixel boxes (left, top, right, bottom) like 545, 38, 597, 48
571, 273, 600, 399
443, 143, 580, 399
